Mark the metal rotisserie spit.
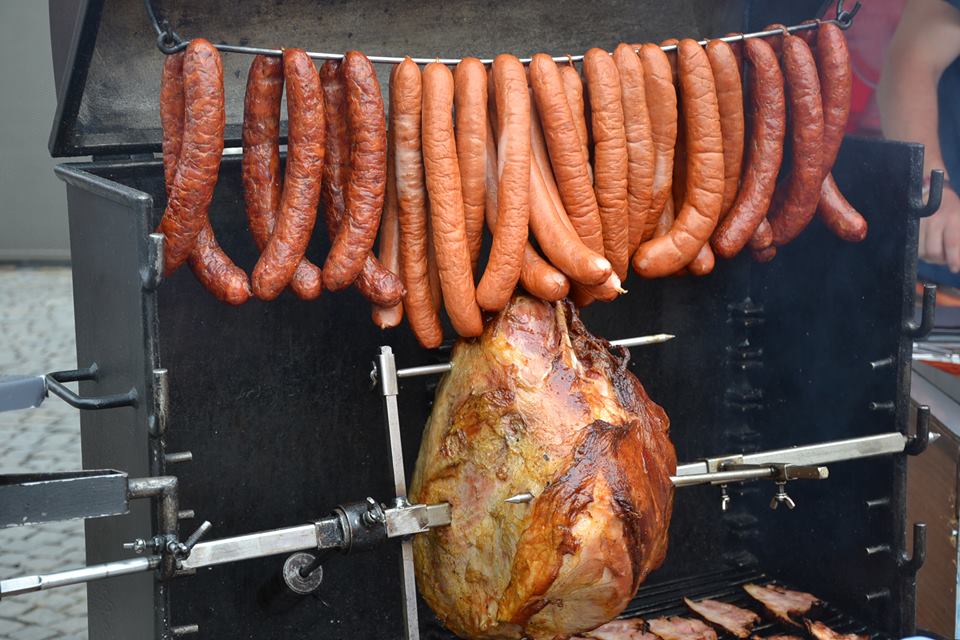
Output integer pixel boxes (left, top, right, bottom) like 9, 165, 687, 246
0, 0, 947, 638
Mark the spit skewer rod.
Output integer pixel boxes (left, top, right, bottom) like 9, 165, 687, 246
145, 0, 860, 60
394, 333, 674, 379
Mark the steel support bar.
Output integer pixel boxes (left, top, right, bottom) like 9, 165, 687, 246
674, 432, 925, 479
0, 557, 159, 598
377, 346, 420, 640
394, 334, 674, 379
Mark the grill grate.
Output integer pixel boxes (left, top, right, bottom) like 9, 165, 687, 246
621, 566, 889, 639
424, 566, 890, 639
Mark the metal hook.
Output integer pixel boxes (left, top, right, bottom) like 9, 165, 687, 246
905, 405, 931, 456
913, 169, 945, 218
835, 0, 862, 30
898, 522, 927, 576
905, 283, 936, 339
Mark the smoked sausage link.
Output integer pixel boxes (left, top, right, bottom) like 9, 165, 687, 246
475, 54, 530, 312
422, 62, 484, 337
639, 44, 678, 242
706, 39, 745, 219
372, 88, 404, 329
485, 117, 569, 302
814, 22, 867, 241
584, 48, 630, 280
613, 43, 655, 256
320, 60, 404, 306
710, 39, 786, 259
162, 47, 249, 304
632, 39, 724, 278
252, 49, 325, 301
454, 57, 488, 272
768, 36, 825, 246
818, 174, 868, 242
529, 54, 604, 253
188, 227, 253, 305
559, 63, 593, 184
243, 55, 322, 300
393, 58, 443, 349
528, 98, 611, 286
323, 51, 388, 292
158, 39, 226, 276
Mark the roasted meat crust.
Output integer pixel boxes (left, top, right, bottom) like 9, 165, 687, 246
410, 295, 676, 639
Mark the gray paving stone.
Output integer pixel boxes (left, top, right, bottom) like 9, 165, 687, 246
0, 267, 87, 638
8, 624, 58, 640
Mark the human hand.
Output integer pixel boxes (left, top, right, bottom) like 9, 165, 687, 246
919, 185, 960, 271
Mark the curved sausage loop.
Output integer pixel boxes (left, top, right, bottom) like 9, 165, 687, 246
158, 39, 227, 277
422, 62, 484, 336
767, 36, 825, 246
243, 55, 322, 300
475, 54, 530, 312
252, 49, 326, 301
632, 39, 724, 278
161, 44, 250, 304
710, 39, 786, 259
583, 47, 630, 280
393, 58, 443, 349
323, 51, 388, 292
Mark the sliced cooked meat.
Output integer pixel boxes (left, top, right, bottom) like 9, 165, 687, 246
743, 584, 819, 627
805, 620, 869, 640
683, 597, 760, 638
574, 618, 658, 640
750, 635, 803, 640
647, 616, 718, 640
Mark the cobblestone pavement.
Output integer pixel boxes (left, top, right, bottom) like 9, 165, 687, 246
0, 266, 88, 639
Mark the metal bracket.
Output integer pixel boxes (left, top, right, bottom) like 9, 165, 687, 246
905, 284, 936, 339
142, 232, 165, 291
47, 364, 138, 411
898, 522, 927, 576
905, 405, 931, 456
911, 169, 944, 218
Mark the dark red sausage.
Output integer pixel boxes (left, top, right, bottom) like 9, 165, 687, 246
814, 22, 868, 241
767, 36, 825, 246
242, 55, 322, 300
320, 60, 404, 305
710, 39, 786, 259
322, 51, 387, 292
818, 174, 868, 241
161, 47, 249, 304
252, 50, 325, 301
157, 39, 226, 276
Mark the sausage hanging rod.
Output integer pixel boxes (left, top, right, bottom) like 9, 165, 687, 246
145, 0, 860, 62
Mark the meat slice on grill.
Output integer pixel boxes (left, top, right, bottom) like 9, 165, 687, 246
805, 620, 869, 640
683, 597, 760, 638
647, 616, 718, 640
743, 584, 820, 627
572, 618, 657, 639
409, 294, 676, 639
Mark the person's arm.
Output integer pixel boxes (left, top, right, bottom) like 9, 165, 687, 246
878, 0, 960, 269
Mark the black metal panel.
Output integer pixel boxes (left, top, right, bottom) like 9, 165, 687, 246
57, 162, 163, 640
748, 137, 926, 636
0, 470, 128, 527
49, 0, 744, 157
59, 135, 925, 638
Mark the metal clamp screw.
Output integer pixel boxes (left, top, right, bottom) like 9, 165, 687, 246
769, 482, 796, 510
362, 497, 385, 527
123, 538, 148, 554
720, 485, 731, 512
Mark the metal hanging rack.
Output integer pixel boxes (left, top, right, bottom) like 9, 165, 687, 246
145, 0, 861, 61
